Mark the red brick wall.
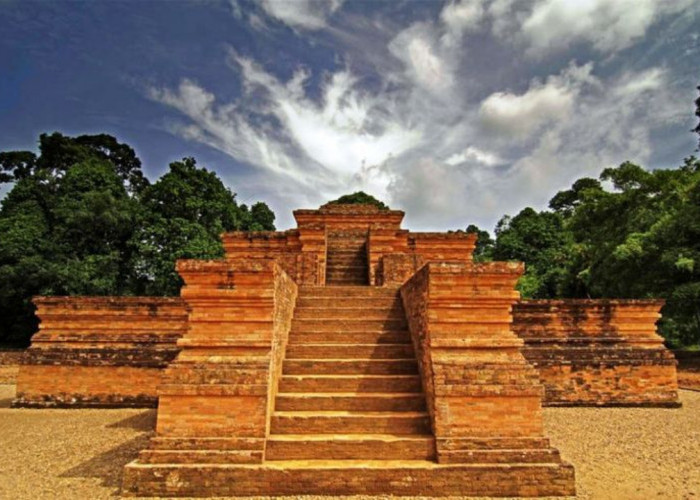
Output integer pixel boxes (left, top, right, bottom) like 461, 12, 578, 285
14, 297, 187, 407
0, 350, 23, 384
513, 300, 679, 406
400, 262, 568, 468
222, 230, 319, 285
151, 259, 297, 463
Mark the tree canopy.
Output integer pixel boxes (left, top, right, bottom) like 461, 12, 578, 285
471, 157, 700, 347
465, 224, 494, 263
325, 191, 389, 210
0, 133, 275, 346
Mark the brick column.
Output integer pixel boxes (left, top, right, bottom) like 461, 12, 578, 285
298, 226, 326, 285
368, 228, 409, 285
141, 259, 297, 464
401, 262, 563, 464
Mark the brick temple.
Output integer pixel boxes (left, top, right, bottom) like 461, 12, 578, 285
13, 203, 680, 497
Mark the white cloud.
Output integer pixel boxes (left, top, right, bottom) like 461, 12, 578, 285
446, 146, 505, 167
148, 51, 423, 219
479, 62, 594, 139
259, 0, 345, 30
521, 0, 656, 53
149, 2, 694, 231
388, 23, 455, 94
232, 53, 421, 178
503, 65, 680, 207
612, 67, 665, 98
440, 0, 487, 46
484, 0, 697, 56
388, 158, 467, 215
148, 79, 316, 184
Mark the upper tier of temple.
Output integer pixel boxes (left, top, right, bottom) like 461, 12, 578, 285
222, 202, 477, 286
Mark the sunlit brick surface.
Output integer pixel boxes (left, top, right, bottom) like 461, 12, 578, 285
14, 203, 682, 496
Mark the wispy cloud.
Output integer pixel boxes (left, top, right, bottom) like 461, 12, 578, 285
148, 0, 696, 230
259, 0, 345, 31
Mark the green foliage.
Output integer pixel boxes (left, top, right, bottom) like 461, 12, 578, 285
0, 151, 37, 183
493, 208, 575, 298
326, 191, 389, 210
1, 132, 148, 194
248, 202, 276, 231
493, 157, 700, 347
129, 157, 275, 295
465, 224, 494, 262
0, 134, 276, 346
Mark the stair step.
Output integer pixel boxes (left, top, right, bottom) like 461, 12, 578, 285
326, 280, 369, 286
265, 434, 435, 460
288, 330, 411, 344
148, 437, 262, 450
325, 273, 368, 281
275, 393, 426, 411
283, 359, 419, 375
285, 344, 414, 359
139, 449, 262, 464
292, 319, 407, 331
326, 268, 367, 275
327, 259, 366, 265
328, 243, 365, 245
270, 411, 431, 434
327, 253, 367, 259
299, 287, 399, 297
326, 263, 367, 270
295, 308, 404, 320
296, 297, 401, 308
326, 257, 367, 265
278, 375, 423, 393
325, 271, 367, 278
439, 448, 562, 464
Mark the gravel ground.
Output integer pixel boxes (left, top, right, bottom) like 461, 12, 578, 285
0, 385, 698, 500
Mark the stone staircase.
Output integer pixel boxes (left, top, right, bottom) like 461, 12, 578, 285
325, 232, 369, 286
123, 280, 576, 496
266, 285, 435, 461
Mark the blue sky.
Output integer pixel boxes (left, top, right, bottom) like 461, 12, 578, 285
1, 0, 698, 230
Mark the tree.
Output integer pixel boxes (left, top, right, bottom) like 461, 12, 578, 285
1, 133, 148, 194
129, 157, 270, 295
0, 174, 58, 345
548, 177, 602, 216
248, 201, 276, 230
52, 159, 137, 293
465, 224, 494, 262
0, 136, 277, 346
543, 158, 700, 346
0, 157, 140, 345
0, 151, 37, 183
325, 191, 389, 210
493, 208, 574, 298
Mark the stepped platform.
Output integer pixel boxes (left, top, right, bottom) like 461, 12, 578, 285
16, 202, 682, 496
123, 284, 574, 497
124, 460, 574, 497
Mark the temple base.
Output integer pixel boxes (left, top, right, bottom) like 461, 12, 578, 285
122, 460, 576, 497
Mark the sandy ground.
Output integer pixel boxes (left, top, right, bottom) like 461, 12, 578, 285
0, 385, 698, 500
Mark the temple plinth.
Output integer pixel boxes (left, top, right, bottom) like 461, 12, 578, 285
13, 202, 681, 497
